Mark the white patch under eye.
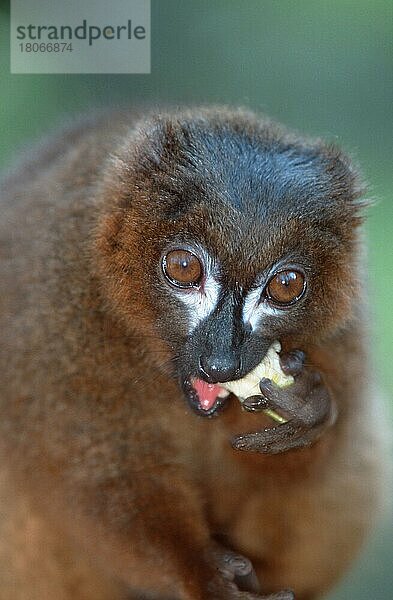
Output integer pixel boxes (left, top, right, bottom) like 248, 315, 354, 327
174, 273, 221, 333
243, 286, 280, 330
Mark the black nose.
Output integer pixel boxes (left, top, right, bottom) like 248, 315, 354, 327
199, 353, 241, 383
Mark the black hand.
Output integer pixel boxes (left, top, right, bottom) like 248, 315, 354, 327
213, 545, 261, 593
279, 349, 306, 377
232, 353, 336, 454
208, 542, 295, 599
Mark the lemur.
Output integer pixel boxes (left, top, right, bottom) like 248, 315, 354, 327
0, 107, 388, 600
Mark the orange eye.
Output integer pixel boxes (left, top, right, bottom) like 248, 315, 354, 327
162, 249, 203, 288
266, 270, 305, 306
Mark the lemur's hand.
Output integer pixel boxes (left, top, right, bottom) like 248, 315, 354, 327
206, 542, 294, 599
231, 351, 337, 454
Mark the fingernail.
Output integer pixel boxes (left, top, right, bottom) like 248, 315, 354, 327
259, 377, 273, 391
242, 395, 268, 412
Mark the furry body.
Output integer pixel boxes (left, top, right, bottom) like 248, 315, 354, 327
0, 108, 388, 599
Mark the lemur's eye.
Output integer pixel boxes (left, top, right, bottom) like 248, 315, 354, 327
162, 249, 203, 288
266, 270, 305, 306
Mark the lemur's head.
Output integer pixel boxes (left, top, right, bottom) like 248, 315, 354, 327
95, 107, 365, 416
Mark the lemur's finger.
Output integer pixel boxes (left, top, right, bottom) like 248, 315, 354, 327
231, 420, 304, 453
241, 395, 270, 412
279, 349, 306, 377
296, 387, 337, 428
257, 591, 295, 600
210, 543, 261, 594
262, 421, 329, 454
259, 377, 310, 417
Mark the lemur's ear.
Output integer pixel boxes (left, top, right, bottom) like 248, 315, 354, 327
108, 115, 192, 194
126, 116, 188, 175
100, 115, 202, 224
319, 143, 370, 223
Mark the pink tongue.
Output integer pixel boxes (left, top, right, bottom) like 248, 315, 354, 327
192, 378, 222, 411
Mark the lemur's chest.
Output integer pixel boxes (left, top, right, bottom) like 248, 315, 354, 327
198, 403, 328, 527
200, 423, 359, 598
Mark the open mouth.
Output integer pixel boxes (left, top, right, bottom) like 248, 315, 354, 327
182, 342, 294, 419
183, 378, 231, 416
183, 376, 289, 425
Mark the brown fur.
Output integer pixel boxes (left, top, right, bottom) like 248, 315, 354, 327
0, 107, 388, 599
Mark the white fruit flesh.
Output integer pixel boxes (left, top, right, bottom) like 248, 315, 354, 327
221, 341, 293, 423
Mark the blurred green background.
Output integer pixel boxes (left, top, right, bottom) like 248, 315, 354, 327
0, 1, 391, 598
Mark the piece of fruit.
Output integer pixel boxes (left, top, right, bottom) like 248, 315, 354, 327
221, 341, 293, 423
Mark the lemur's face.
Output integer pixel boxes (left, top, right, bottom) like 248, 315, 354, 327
97, 110, 363, 416
158, 238, 306, 416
